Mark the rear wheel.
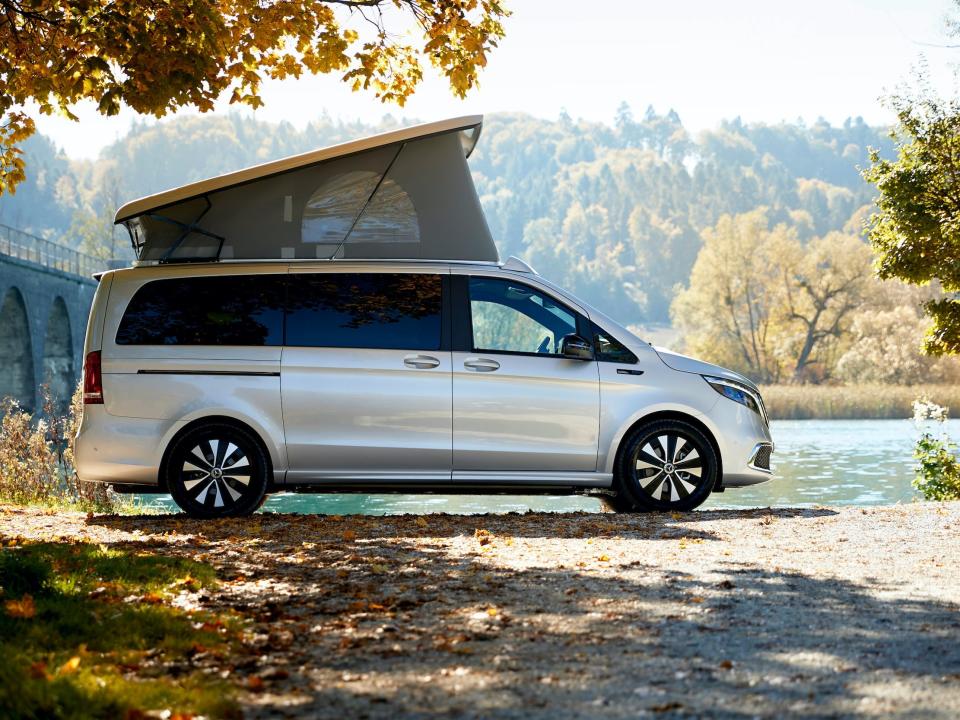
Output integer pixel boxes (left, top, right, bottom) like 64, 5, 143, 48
611, 419, 717, 512
166, 423, 269, 518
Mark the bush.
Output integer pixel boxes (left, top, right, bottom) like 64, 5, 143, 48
912, 398, 960, 501
0, 384, 118, 512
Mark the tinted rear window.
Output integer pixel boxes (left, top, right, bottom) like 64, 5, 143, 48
116, 275, 285, 346
286, 273, 442, 350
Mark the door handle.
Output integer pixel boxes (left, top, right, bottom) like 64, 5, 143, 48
403, 354, 440, 369
464, 357, 500, 372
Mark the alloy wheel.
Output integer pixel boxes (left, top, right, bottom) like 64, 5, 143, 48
634, 432, 704, 503
180, 439, 252, 510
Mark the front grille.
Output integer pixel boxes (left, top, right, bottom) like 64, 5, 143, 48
751, 444, 772, 471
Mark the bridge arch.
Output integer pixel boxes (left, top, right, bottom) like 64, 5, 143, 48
43, 296, 74, 411
0, 287, 36, 411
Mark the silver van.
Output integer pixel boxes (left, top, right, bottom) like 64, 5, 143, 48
75, 117, 773, 518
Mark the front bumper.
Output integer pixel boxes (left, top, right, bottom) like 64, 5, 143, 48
705, 399, 774, 488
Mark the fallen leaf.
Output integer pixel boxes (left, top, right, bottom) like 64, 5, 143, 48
5, 595, 35, 618
176, 575, 200, 591
475, 529, 492, 546
59, 656, 81, 675
247, 676, 265, 692
342, 530, 357, 542
598, 555, 610, 562
28, 661, 48, 680
719, 660, 734, 670
415, 517, 428, 528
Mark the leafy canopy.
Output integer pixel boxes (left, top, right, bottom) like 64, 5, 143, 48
863, 95, 960, 355
0, 0, 508, 194
671, 209, 873, 384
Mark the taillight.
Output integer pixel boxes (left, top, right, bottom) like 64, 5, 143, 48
83, 351, 103, 404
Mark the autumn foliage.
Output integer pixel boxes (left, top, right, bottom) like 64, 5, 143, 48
0, 0, 508, 193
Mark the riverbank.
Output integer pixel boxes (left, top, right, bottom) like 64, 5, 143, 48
761, 383, 960, 419
2, 502, 959, 718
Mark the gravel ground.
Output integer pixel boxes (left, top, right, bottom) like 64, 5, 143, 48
2, 502, 960, 719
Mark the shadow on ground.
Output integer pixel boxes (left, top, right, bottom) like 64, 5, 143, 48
86, 509, 958, 719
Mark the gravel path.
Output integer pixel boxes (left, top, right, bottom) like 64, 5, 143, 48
3, 502, 960, 718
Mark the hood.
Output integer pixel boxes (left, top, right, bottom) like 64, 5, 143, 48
653, 347, 760, 392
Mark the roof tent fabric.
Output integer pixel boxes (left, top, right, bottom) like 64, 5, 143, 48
115, 116, 497, 263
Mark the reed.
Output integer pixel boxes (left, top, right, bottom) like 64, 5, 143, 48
761, 384, 960, 420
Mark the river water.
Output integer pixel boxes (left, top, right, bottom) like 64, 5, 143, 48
139, 419, 960, 515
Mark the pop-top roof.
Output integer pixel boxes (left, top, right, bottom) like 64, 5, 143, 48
115, 116, 498, 264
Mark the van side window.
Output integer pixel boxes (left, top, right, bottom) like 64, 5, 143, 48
116, 275, 285, 346
592, 322, 638, 364
286, 273, 442, 350
469, 277, 577, 355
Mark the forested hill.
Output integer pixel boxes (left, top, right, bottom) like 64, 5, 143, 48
0, 108, 892, 325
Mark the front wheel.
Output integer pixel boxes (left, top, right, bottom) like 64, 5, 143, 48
165, 423, 269, 518
611, 419, 717, 512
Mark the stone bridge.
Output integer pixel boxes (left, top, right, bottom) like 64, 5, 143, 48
0, 224, 102, 413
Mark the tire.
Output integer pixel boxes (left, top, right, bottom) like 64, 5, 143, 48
612, 419, 717, 512
165, 423, 269, 519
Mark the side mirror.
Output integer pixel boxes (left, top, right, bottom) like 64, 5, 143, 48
560, 333, 593, 360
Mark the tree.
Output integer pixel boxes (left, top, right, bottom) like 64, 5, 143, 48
863, 94, 960, 356
779, 232, 872, 382
835, 278, 960, 384
523, 202, 641, 321
67, 167, 128, 261
671, 210, 872, 384
670, 210, 790, 383
0, 0, 508, 194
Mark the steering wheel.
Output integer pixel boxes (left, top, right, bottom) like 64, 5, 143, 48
536, 335, 551, 354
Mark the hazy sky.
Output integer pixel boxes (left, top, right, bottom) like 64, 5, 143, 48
35, 0, 960, 159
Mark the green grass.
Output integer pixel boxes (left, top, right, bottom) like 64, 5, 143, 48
761, 383, 960, 420
0, 541, 241, 719
0, 492, 144, 516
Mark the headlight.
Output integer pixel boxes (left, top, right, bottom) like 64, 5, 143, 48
703, 375, 767, 422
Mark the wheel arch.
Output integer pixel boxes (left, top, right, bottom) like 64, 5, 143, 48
611, 410, 724, 491
158, 415, 276, 492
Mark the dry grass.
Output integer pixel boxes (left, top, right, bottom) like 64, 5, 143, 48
761, 383, 960, 420
0, 385, 126, 512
